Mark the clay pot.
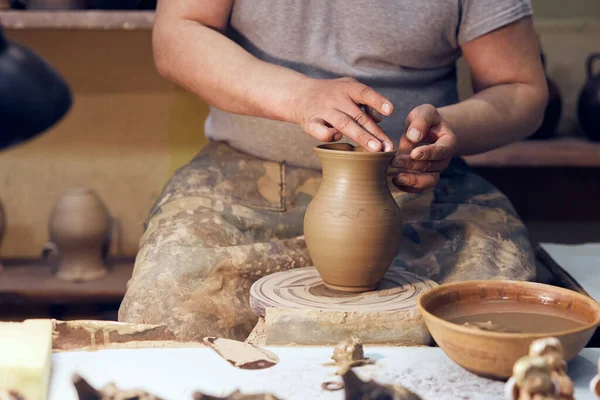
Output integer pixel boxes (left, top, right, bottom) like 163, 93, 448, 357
303, 143, 402, 292
528, 53, 562, 140
46, 187, 111, 281
578, 53, 600, 141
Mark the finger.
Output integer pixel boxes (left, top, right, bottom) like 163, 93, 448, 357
322, 109, 383, 152
391, 155, 450, 172
347, 82, 394, 117
361, 105, 383, 123
392, 172, 440, 190
404, 104, 441, 144
307, 117, 343, 142
349, 105, 394, 151
410, 133, 457, 161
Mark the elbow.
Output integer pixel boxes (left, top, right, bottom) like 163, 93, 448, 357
528, 80, 550, 134
152, 26, 176, 82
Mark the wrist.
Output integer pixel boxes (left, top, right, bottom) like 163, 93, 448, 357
283, 75, 317, 124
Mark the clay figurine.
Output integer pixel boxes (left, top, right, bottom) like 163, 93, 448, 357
529, 338, 575, 400
43, 187, 112, 282
72, 374, 163, 400
193, 391, 280, 400
326, 336, 374, 373
589, 357, 600, 397
341, 368, 422, 400
505, 356, 559, 400
304, 143, 402, 292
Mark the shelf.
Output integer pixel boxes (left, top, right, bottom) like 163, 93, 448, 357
464, 137, 600, 168
0, 10, 154, 30
0, 258, 133, 304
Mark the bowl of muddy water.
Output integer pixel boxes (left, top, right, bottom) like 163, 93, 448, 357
417, 280, 600, 380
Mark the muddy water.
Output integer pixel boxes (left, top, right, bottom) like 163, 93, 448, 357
436, 301, 587, 334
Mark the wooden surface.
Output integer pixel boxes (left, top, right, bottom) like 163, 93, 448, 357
464, 137, 600, 167
0, 10, 154, 29
0, 258, 132, 303
249, 267, 437, 318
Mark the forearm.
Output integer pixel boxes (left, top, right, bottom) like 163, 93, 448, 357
438, 82, 547, 156
153, 18, 308, 123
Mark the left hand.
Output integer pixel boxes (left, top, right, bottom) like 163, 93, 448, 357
391, 104, 458, 193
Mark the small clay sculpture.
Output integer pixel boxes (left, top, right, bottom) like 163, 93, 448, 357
192, 391, 280, 400
326, 336, 374, 373
505, 356, 559, 400
45, 187, 112, 282
72, 373, 163, 400
341, 368, 423, 400
589, 357, 600, 397
203, 337, 279, 370
529, 338, 575, 400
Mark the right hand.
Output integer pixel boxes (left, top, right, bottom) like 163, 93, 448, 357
290, 77, 395, 152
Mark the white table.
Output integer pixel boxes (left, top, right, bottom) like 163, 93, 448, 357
49, 346, 600, 400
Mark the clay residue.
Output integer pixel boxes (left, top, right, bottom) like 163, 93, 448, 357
463, 321, 521, 333
52, 319, 176, 351
72, 374, 163, 400
204, 337, 279, 370
341, 368, 423, 400
193, 390, 280, 400
325, 336, 374, 373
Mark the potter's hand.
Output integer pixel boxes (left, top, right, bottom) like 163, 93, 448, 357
292, 77, 395, 152
391, 104, 458, 192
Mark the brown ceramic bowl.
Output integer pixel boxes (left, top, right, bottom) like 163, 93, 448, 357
417, 280, 600, 380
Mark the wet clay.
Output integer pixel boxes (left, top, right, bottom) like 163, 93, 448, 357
203, 337, 279, 370
505, 356, 559, 400
325, 336, 374, 373
303, 143, 402, 292
439, 301, 586, 334
341, 368, 423, 400
193, 391, 280, 400
72, 374, 163, 400
46, 187, 111, 282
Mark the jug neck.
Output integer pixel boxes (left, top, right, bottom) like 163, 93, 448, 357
317, 148, 394, 191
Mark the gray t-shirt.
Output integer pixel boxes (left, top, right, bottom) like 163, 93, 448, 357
205, 0, 533, 170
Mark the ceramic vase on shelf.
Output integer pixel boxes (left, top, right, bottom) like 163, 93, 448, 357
44, 187, 112, 282
578, 53, 600, 141
303, 143, 402, 292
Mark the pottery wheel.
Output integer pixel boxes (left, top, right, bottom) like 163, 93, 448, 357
249, 267, 438, 318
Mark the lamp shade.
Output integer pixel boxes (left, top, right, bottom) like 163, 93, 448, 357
0, 26, 72, 150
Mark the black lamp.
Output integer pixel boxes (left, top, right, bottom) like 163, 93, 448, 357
0, 25, 72, 150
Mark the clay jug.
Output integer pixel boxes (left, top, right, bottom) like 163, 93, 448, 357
303, 143, 402, 292
46, 187, 111, 281
578, 53, 600, 141
528, 53, 562, 140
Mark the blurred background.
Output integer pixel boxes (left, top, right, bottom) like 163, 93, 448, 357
0, 0, 599, 322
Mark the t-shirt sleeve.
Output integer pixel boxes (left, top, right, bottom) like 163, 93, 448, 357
457, 0, 533, 45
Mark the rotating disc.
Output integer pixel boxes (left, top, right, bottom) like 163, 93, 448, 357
249, 267, 437, 317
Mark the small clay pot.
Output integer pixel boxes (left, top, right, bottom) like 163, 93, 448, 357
578, 53, 600, 141
303, 143, 402, 292
46, 187, 111, 281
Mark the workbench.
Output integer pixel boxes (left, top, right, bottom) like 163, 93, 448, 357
49, 346, 600, 400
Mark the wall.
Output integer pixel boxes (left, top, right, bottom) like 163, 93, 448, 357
0, 29, 209, 258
